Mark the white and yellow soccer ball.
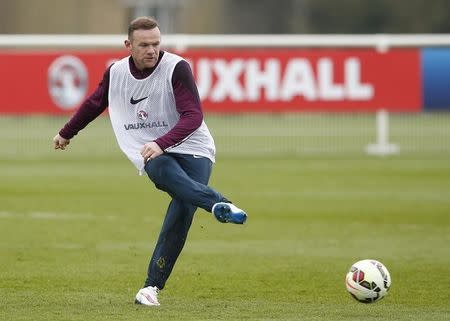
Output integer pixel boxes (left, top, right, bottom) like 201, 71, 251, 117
345, 259, 391, 303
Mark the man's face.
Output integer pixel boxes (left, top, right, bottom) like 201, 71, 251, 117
125, 27, 161, 70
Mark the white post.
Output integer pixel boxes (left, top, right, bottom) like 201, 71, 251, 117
365, 109, 399, 156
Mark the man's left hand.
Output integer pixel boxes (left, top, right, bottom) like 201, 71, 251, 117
141, 142, 163, 163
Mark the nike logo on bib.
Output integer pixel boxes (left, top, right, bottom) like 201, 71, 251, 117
130, 96, 148, 104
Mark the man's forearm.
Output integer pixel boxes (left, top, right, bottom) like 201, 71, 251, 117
59, 69, 110, 139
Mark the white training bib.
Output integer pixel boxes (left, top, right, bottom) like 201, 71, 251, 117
108, 52, 216, 172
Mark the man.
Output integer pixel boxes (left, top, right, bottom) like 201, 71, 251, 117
53, 16, 247, 306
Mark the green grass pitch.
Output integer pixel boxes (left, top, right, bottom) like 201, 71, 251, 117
0, 115, 449, 321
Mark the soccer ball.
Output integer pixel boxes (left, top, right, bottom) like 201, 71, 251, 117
345, 259, 391, 303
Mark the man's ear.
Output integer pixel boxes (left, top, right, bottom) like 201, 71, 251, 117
124, 39, 132, 50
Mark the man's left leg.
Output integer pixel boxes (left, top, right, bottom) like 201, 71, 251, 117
145, 154, 224, 211
145, 153, 247, 224
136, 154, 247, 305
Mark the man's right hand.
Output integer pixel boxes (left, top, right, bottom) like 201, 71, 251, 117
53, 134, 71, 150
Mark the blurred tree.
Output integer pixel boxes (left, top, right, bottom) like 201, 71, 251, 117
209, 0, 450, 34
385, 0, 450, 33
298, 0, 450, 33
2, 0, 450, 34
221, 0, 299, 33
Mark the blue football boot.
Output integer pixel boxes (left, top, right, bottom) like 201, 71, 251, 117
212, 202, 247, 224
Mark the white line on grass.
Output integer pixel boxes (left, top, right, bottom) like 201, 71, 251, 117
241, 190, 450, 202
0, 211, 118, 221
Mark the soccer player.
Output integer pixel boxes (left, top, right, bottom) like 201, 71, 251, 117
53, 16, 247, 306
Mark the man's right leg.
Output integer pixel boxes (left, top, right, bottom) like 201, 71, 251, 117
141, 154, 217, 294
144, 198, 196, 290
